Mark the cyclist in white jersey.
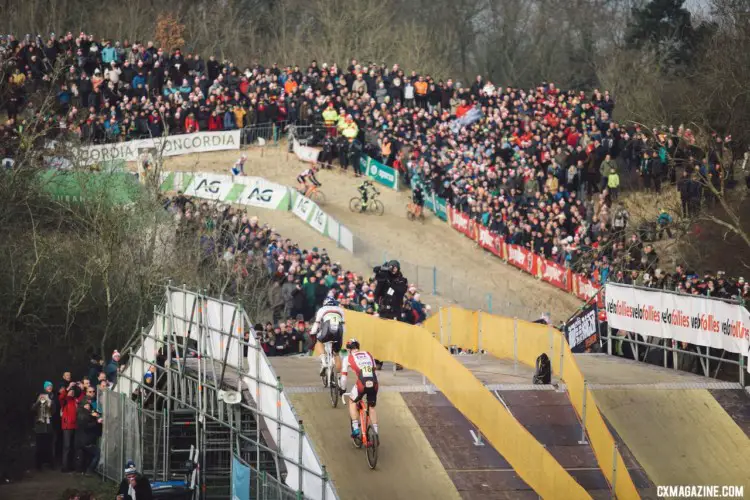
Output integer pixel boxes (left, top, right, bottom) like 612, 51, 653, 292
311, 297, 345, 376
231, 154, 247, 176
339, 338, 379, 438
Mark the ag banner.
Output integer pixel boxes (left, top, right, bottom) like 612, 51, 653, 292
363, 156, 399, 190
160, 172, 290, 210
565, 303, 599, 353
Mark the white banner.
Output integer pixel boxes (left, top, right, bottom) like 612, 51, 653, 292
292, 138, 321, 163
184, 173, 234, 201
604, 283, 750, 355
74, 130, 241, 165
291, 193, 316, 222
234, 176, 290, 210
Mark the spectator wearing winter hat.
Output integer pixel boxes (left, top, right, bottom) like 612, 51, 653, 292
118, 460, 153, 500
104, 350, 121, 384
32, 381, 55, 470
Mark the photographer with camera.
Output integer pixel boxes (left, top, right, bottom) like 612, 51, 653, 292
75, 398, 102, 475
373, 260, 408, 320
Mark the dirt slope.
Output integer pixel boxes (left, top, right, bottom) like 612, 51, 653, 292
151, 145, 581, 322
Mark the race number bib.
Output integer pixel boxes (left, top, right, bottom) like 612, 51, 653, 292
361, 364, 374, 376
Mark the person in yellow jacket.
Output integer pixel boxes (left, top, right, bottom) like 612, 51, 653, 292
322, 102, 339, 137
341, 116, 358, 140
608, 167, 620, 200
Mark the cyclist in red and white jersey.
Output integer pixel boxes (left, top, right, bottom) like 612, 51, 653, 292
339, 338, 378, 439
296, 165, 320, 192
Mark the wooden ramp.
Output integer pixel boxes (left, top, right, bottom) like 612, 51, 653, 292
594, 388, 750, 488
289, 392, 460, 500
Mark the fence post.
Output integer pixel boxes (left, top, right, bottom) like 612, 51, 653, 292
611, 442, 619, 499
513, 318, 518, 371
276, 377, 283, 454
740, 355, 745, 387
578, 382, 589, 445
432, 266, 437, 295
477, 311, 483, 354
298, 420, 305, 493
559, 334, 565, 380
321, 465, 329, 500
607, 322, 613, 355
439, 307, 445, 345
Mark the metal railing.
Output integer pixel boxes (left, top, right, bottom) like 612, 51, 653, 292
100, 285, 333, 500
595, 285, 747, 386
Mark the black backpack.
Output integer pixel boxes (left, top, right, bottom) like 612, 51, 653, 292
533, 353, 552, 385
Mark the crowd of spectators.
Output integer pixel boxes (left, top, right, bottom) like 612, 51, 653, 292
31, 352, 120, 475
164, 193, 430, 355
2, 31, 745, 302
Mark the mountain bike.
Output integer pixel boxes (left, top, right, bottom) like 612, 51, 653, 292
320, 341, 339, 408
346, 394, 379, 469
349, 189, 384, 215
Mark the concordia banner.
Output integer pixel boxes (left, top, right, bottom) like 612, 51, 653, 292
566, 302, 599, 352
74, 130, 241, 166
604, 283, 750, 355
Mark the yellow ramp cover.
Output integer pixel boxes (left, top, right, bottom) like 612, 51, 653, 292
289, 392, 461, 500
594, 389, 750, 487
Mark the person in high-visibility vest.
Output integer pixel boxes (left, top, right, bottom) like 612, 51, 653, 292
322, 102, 339, 137
341, 115, 359, 140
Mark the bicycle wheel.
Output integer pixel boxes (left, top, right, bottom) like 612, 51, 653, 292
329, 372, 339, 408
322, 364, 328, 388
310, 189, 326, 205
365, 424, 378, 469
371, 199, 384, 216
349, 197, 362, 213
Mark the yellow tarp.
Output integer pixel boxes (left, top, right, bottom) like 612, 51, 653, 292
346, 310, 591, 500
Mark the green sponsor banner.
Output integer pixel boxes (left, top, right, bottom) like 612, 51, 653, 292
40, 170, 141, 206
363, 156, 399, 190
433, 195, 448, 221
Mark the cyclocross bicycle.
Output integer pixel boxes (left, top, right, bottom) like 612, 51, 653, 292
349, 189, 384, 216
345, 394, 379, 469
320, 341, 339, 408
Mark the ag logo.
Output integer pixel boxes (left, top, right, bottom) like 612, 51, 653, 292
195, 179, 221, 194
246, 187, 273, 203
369, 164, 378, 176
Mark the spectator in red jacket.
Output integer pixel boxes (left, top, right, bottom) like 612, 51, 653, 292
184, 113, 199, 133
59, 382, 83, 472
208, 110, 223, 131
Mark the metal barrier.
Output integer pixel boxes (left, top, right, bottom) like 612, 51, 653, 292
598, 285, 747, 386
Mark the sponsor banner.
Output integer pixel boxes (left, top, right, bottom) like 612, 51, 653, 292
74, 130, 241, 166
566, 303, 599, 353
604, 283, 750, 355
292, 138, 320, 163
448, 206, 470, 237
184, 173, 234, 201
291, 192, 316, 222
573, 273, 601, 302
433, 196, 448, 221
308, 204, 328, 234
506, 243, 538, 275
538, 258, 572, 292
364, 156, 399, 190
234, 176, 290, 210
476, 224, 504, 258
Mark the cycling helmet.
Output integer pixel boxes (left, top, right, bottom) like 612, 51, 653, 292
323, 297, 339, 307
345, 338, 360, 350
